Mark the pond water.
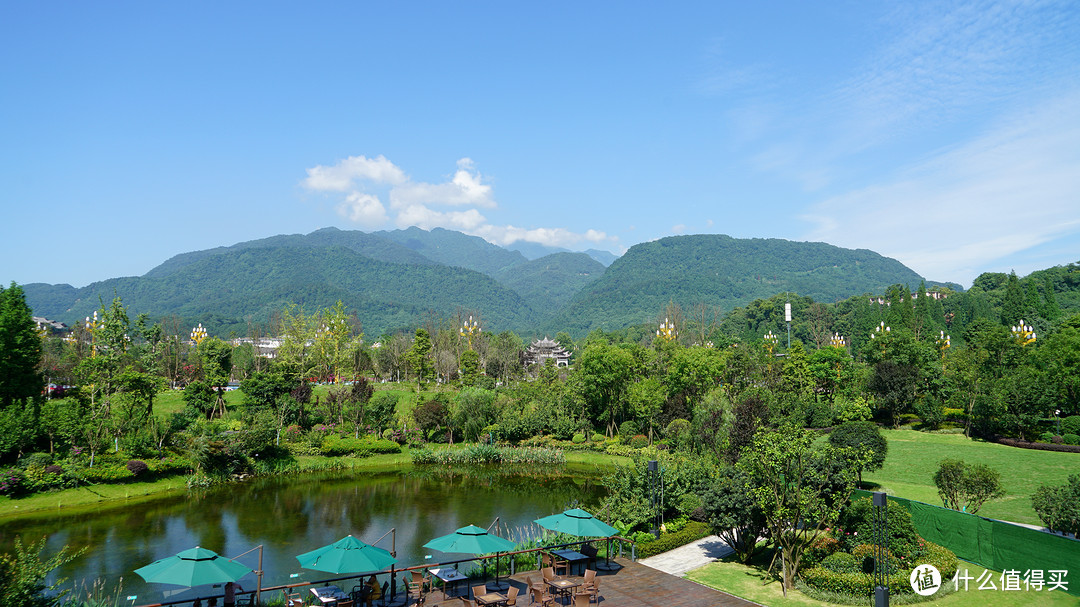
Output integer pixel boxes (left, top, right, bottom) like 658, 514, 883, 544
0, 465, 607, 604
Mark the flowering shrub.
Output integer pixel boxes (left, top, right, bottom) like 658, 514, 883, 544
0, 468, 27, 496
803, 535, 841, 568
629, 434, 649, 449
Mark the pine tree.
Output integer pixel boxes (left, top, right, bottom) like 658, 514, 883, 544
0, 282, 43, 407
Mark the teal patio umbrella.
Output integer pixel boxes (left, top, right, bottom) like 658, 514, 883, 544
534, 508, 618, 538
424, 525, 517, 588
135, 546, 253, 587
296, 535, 397, 574
535, 508, 620, 570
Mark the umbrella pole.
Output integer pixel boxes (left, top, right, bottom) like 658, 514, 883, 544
257, 545, 264, 604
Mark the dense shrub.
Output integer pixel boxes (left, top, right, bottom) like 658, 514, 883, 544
802, 540, 956, 597
0, 468, 27, 496
635, 521, 710, 558
803, 536, 841, 568
410, 445, 563, 465
126, 460, 149, 476
618, 421, 639, 439
1063, 434, 1080, 446
821, 552, 862, 574
1062, 415, 1080, 437
629, 434, 649, 449
319, 436, 403, 457
851, 543, 897, 575
571, 433, 586, 444
1039, 431, 1057, 443
836, 498, 921, 559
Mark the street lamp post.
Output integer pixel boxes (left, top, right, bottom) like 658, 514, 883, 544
1011, 320, 1036, 346
190, 323, 208, 346
1056, 409, 1062, 437
764, 330, 779, 356
459, 315, 481, 349
830, 333, 846, 348
657, 317, 677, 341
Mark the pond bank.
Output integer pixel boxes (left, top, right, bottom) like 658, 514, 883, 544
0, 450, 628, 521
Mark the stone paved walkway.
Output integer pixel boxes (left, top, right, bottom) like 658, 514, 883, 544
638, 535, 734, 577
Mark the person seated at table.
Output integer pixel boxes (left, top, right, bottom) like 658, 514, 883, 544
208, 599, 218, 607
365, 575, 382, 607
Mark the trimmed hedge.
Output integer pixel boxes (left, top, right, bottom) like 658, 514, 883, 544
801, 540, 957, 597
996, 436, 1080, 453
635, 521, 711, 558
320, 436, 403, 457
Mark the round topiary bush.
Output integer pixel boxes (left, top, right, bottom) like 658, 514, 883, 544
619, 420, 639, 439
571, 433, 586, 444
629, 434, 649, 449
1039, 431, 1057, 443
821, 552, 863, 574
591, 432, 605, 442
126, 460, 149, 476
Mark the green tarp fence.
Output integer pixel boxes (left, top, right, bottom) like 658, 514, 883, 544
853, 489, 1080, 596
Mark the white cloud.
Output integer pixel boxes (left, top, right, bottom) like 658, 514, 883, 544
671, 224, 686, 234
336, 192, 388, 226
304, 155, 407, 191
304, 155, 615, 253
801, 91, 1080, 284
389, 159, 495, 209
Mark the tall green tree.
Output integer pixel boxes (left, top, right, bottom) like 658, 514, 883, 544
0, 283, 43, 407
739, 425, 868, 592
405, 328, 433, 388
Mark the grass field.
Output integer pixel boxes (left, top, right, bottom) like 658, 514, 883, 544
686, 555, 1077, 607
861, 430, 1078, 525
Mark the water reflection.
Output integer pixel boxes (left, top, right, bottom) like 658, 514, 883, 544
0, 466, 605, 603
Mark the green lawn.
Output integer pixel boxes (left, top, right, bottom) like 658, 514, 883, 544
686, 556, 1077, 607
862, 430, 1077, 525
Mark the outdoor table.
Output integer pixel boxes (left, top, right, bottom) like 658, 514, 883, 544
475, 591, 508, 606
429, 567, 469, 599
310, 586, 348, 605
551, 549, 590, 576
546, 578, 582, 605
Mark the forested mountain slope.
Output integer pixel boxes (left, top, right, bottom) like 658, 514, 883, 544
494, 252, 606, 314
26, 246, 536, 337
374, 226, 527, 276
545, 234, 939, 334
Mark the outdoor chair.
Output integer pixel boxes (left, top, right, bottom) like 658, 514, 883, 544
379, 582, 389, 607
579, 545, 599, 570
525, 576, 545, 595
458, 599, 477, 607
549, 554, 569, 578
504, 586, 519, 606
573, 594, 590, 607
285, 592, 305, 607
408, 571, 430, 597
337, 600, 355, 607
576, 577, 599, 604
471, 585, 488, 600
529, 586, 554, 607
541, 566, 559, 583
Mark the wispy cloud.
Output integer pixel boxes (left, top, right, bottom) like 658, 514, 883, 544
801, 90, 1080, 284
304, 156, 616, 249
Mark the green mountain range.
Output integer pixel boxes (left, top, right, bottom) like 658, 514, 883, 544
22, 229, 958, 337
542, 235, 959, 334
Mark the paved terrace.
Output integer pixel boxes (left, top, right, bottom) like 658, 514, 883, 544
408, 557, 760, 607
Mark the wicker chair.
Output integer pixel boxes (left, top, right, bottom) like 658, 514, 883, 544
529, 586, 554, 607
504, 586, 520, 606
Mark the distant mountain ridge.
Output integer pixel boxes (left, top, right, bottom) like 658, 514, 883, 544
23, 229, 951, 337
543, 235, 951, 334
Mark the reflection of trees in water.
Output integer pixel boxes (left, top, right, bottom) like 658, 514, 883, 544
0, 468, 607, 601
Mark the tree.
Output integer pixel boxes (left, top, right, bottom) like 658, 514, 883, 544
459, 349, 481, 387
1031, 475, 1080, 537
0, 537, 83, 607
366, 391, 398, 433
575, 343, 637, 436
739, 425, 867, 592
0, 283, 43, 407
698, 467, 766, 563
933, 458, 1005, 514
828, 421, 887, 485
405, 328, 433, 388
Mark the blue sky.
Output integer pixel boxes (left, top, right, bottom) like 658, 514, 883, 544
3, 1, 1079, 289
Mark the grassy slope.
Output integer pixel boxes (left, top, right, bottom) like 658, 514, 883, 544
686, 556, 1077, 607
862, 430, 1078, 525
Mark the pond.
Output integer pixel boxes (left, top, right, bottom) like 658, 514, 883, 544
0, 465, 607, 604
